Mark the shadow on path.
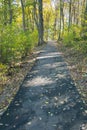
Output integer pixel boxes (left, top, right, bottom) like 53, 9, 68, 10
0, 41, 87, 130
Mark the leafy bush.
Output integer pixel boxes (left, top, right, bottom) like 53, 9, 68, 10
63, 25, 81, 46
0, 24, 38, 64
62, 25, 87, 54
63, 30, 74, 47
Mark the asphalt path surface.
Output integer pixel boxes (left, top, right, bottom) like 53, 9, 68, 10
0, 41, 87, 130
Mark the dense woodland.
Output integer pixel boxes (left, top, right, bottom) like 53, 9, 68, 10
0, 0, 87, 96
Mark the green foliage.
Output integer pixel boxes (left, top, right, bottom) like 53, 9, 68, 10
0, 63, 8, 87
74, 41, 87, 54
62, 25, 87, 54
63, 30, 74, 47
0, 24, 38, 64
0, 63, 7, 74
63, 25, 81, 45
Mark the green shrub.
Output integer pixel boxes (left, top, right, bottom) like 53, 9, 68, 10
63, 30, 74, 47
63, 25, 81, 47
0, 24, 38, 64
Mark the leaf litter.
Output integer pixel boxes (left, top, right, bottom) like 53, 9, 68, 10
57, 43, 87, 106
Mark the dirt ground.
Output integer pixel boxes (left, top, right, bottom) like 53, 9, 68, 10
57, 42, 87, 106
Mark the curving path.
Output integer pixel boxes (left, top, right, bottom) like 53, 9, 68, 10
0, 41, 87, 130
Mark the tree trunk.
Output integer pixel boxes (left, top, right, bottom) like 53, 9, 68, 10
58, 0, 62, 40
68, 0, 72, 31
8, 0, 12, 24
73, 0, 76, 24
76, 0, 79, 25
61, 0, 64, 32
3, 0, 8, 25
38, 0, 44, 45
20, 0, 26, 31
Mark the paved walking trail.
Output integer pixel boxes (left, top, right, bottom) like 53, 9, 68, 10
0, 41, 87, 130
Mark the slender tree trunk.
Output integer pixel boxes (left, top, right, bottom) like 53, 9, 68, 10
38, 0, 44, 45
73, 0, 76, 24
53, 17, 57, 40
31, 10, 35, 31
33, 0, 44, 45
58, 0, 62, 40
8, 0, 12, 24
81, 0, 85, 26
68, 0, 72, 31
76, 0, 79, 25
61, 0, 64, 32
3, 0, 8, 25
86, 0, 87, 12
20, 0, 26, 31
53, 4, 58, 40
33, 1, 39, 33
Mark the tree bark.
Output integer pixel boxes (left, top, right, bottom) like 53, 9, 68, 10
3, 0, 8, 25
68, 0, 72, 31
58, 0, 62, 40
8, 0, 12, 24
38, 0, 44, 45
20, 0, 26, 31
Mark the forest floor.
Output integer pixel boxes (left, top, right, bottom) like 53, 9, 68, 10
57, 42, 87, 106
0, 41, 87, 130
